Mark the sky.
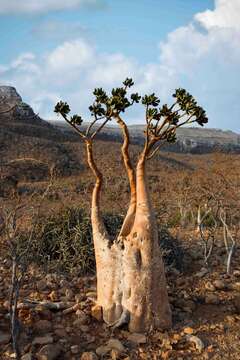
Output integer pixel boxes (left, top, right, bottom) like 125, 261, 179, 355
0, 0, 239, 132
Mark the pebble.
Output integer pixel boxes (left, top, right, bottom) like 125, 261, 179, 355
37, 280, 47, 291
35, 320, 52, 333
33, 335, 54, 345
71, 345, 79, 354
213, 280, 226, 290
127, 333, 147, 344
205, 282, 216, 292
183, 327, 194, 335
36, 344, 62, 360
0, 331, 10, 345
186, 335, 204, 352
107, 339, 125, 352
231, 282, 240, 291
81, 352, 98, 360
205, 294, 220, 305
195, 268, 208, 278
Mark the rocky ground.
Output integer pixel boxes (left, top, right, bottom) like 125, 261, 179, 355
0, 239, 240, 360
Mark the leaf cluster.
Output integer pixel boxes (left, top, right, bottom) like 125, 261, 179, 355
54, 79, 208, 145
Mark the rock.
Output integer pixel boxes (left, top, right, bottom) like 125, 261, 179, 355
233, 296, 240, 314
35, 306, 52, 321
195, 268, 208, 278
71, 345, 79, 354
80, 325, 90, 332
75, 294, 85, 303
205, 294, 220, 305
96, 345, 110, 356
111, 349, 122, 359
96, 339, 125, 357
54, 328, 67, 338
33, 335, 54, 345
213, 280, 226, 290
75, 310, 88, 324
107, 339, 125, 352
0, 331, 10, 345
183, 327, 194, 335
36, 344, 62, 360
65, 288, 74, 300
21, 354, 32, 360
0, 86, 22, 106
205, 282, 216, 292
127, 333, 147, 344
233, 270, 240, 277
91, 305, 102, 321
231, 282, 240, 291
86, 291, 97, 299
81, 352, 98, 360
37, 280, 47, 291
186, 335, 204, 352
35, 320, 52, 333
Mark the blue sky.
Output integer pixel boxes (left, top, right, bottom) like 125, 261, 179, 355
0, 0, 239, 132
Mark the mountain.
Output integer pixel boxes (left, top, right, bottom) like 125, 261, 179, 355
0, 86, 82, 182
53, 121, 240, 154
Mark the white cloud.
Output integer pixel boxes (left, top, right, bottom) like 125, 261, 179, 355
47, 39, 94, 71
0, 0, 239, 132
0, 0, 106, 14
195, 0, 240, 30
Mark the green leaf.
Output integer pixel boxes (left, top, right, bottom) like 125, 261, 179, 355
54, 101, 70, 115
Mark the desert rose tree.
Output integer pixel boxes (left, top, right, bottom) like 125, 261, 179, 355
55, 79, 208, 332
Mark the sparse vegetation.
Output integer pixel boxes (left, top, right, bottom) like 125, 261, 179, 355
0, 84, 239, 359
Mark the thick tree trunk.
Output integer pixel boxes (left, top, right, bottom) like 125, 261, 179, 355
87, 140, 172, 332
120, 155, 172, 332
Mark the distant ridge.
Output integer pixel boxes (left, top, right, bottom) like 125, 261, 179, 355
53, 121, 240, 154
0, 85, 239, 154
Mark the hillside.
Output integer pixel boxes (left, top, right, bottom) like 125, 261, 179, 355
0, 86, 82, 180
54, 121, 240, 154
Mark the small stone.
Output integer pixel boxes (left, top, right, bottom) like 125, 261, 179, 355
0, 331, 10, 345
107, 339, 125, 353
35, 320, 52, 334
183, 327, 194, 335
231, 282, 240, 291
205, 282, 216, 292
36, 344, 62, 360
81, 352, 98, 360
195, 268, 208, 278
91, 305, 102, 321
96, 345, 110, 356
65, 288, 74, 300
33, 335, 53, 345
111, 349, 122, 360
80, 325, 90, 332
127, 333, 147, 344
86, 291, 97, 299
233, 270, 240, 277
54, 328, 67, 338
37, 280, 47, 291
21, 354, 32, 360
75, 310, 88, 324
213, 280, 225, 290
71, 345, 79, 354
186, 335, 204, 352
205, 294, 220, 305
75, 294, 85, 303
233, 295, 240, 314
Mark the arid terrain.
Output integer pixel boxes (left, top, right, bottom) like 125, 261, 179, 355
0, 88, 240, 359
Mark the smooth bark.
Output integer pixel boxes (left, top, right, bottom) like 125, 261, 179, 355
86, 135, 172, 332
